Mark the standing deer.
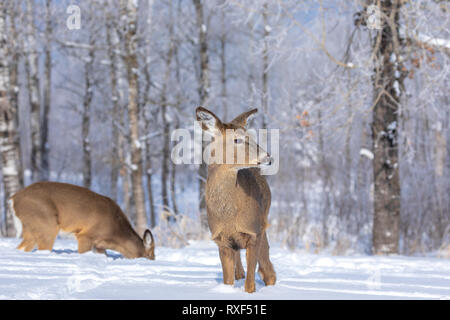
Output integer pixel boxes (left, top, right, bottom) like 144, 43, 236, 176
196, 106, 276, 293
9, 181, 155, 259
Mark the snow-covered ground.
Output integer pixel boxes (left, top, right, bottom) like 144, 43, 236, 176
0, 238, 449, 300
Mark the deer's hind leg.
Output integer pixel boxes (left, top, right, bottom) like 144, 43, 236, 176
20, 205, 59, 251
244, 234, 262, 293
34, 213, 59, 251
257, 232, 276, 286
36, 230, 58, 251
17, 228, 37, 252
234, 250, 245, 280
219, 246, 235, 285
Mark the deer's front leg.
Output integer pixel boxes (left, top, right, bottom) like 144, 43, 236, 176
244, 235, 261, 293
219, 246, 235, 285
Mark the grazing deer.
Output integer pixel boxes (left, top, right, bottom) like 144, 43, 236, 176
9, 181, 155, 260
196, 106, 276, 293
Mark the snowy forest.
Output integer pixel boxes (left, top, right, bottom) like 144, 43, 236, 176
0, 0, 449, 258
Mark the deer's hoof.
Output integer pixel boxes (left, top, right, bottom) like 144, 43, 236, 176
258, 269, 276, 286
235, 270, 245, 280
245, 281, 255, 293
264, 275, 276, 286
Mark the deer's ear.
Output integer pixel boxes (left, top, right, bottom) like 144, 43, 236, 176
196, 106, 222, 134
231, 108, 258, 128
143, 229, 154, 248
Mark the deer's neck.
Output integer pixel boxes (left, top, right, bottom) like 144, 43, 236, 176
207, 164, 239, 184
116, 230, 144, 258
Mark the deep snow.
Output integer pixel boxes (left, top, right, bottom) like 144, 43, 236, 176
0, 238, 449, 300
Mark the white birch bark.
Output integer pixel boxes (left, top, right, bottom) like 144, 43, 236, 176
0, 2, 23, 237
24, 0, 42, 182
121, 0, 148, 236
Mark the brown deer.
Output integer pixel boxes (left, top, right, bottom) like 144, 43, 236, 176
196, 106, 276, 293
9, 181, 155, 259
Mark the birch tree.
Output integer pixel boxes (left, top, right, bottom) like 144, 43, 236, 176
160, 1, 176, 216
120, 0, 148, 236
6, 1, 20, 136
0, 2, 23, 237
105, 7, 121, 201
81, 34, 95, 189
261, 1, 269, 129
219, 1, 228, 120
24, 0, 42, 182
41, 0, 52, 180
192, 0, 210, 231
142, 42, 156, 228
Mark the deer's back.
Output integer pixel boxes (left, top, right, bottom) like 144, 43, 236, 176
12, 182, 134, 238
205, 167, 271, 245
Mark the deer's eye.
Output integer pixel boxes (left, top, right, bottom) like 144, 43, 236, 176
234, 138, 244, 144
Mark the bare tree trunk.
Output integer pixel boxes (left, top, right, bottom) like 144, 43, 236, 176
41, 0, 52, 181
170, 119, 179, 216
355, 118, 371, 233
246, 21, 256, 120
261, 1, 269, 129
121, 0, 147, 236
219, 5, 228, 120
24, 0, 42, 182
0, 2, 23, 237
160, 3, 175, 216
435, 126, 446, 178
318, 108, 330, 248
371, 0, 404, 255
161, 109, 170, 213
142, 58, 156, 228
119, 113, 132, 219
193, 0, 210, 231
145, 134, 156, 227
444, 107, 450, 242
105, 17, 120, 201
7, 1, 19, 138
170, 22, 182, 217
81, 36, 95, 189
140, 1, 156, 228
341, 67, 354, 227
